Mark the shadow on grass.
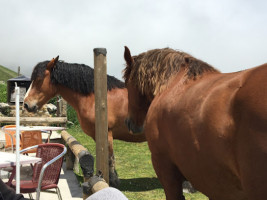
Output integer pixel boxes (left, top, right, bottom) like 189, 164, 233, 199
119, 177, 162, 192
73, 173, 162, 192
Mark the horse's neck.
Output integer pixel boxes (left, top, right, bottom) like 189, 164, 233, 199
151, 68, 187, 98
57, 85, 91, 111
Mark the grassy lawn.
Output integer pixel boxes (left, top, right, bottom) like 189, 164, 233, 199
67, 125, 208, 200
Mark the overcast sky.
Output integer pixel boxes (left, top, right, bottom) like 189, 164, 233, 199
0, 0, 266, 80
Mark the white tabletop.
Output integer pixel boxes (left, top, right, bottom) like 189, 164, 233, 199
4, 126, 66, 132
0, 152, 41, 168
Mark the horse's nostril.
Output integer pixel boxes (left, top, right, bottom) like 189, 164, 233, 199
32, 105, 37, 111
125, 118, 131, 131
125, 117, 144, 135
24, 103, 29, 110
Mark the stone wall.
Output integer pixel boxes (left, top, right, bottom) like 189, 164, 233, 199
0, 103, 57, 125
0, 103, 57, 117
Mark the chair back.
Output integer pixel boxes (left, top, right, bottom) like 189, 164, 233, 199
32, 143, 65, 186
2, 125, 21, 151
21, 131, 43, 154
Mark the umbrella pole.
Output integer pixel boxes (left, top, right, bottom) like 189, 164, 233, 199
15, 82, 20, 194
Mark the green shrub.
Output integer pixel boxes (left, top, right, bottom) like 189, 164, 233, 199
48, 96, 58, 105
0, 83, 7, 103
67, 104, 79, 126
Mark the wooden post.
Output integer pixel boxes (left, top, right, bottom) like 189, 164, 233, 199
17, 66, 20, 76
93, 48, 109, 184
56, 97, 62, 117
0, 116, 67, 124
61, 99, 67, 117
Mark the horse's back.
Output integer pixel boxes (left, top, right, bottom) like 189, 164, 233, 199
233, 63, 267, 126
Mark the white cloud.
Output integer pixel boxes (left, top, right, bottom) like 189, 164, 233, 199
0, 0, 266, 79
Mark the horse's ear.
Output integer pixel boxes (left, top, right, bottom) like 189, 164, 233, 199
124, 46, 134, 67
54, 55, 59, 64
47, 55, 59, 70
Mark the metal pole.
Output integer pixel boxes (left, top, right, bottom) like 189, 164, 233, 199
93, 48, 109, 184
15, 82, 20, 193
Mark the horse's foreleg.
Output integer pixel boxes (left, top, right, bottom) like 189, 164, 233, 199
151, 153, 185, 200
108, 130, 120, 188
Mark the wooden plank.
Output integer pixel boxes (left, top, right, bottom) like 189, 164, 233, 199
93, 48, 109, 184
0, 117, 67, 124
61, 130, 94, 200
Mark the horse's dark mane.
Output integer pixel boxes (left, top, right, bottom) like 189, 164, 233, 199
123, 48, 219, 97
31, 60, 125, 95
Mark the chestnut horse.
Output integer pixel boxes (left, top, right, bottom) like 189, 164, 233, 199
123, 46, 267, 200
23, 56, 146, 187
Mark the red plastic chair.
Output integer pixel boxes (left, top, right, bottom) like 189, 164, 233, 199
11, 143, 67, 200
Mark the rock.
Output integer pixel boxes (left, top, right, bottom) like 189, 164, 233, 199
183, 181, 197, 193
45, 103, 57, 114
0, 142, 5, 149
0, 103, 11, 115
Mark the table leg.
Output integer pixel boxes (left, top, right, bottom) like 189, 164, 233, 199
6, 166, 16, 186
44, 131, 52, 143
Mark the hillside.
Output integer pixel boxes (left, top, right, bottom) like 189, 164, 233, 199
0, 65, 18, 82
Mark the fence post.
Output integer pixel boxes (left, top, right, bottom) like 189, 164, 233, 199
93, 48, 109, 184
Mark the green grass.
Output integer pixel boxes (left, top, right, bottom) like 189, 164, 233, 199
67, 125, 208, 200
0, 83, 7, 103
0, 65, 18, 82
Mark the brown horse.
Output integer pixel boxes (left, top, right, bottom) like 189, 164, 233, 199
23, 56, 146, 187
123, 46, 267, 200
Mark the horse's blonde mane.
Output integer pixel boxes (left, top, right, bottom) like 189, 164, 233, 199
123, 48, 219, 99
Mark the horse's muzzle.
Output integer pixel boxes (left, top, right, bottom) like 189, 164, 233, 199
125, 117, 144, 135
24, 103, 38, 113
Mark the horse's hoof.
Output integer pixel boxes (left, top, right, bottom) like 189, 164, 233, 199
109, 171, 120, 188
